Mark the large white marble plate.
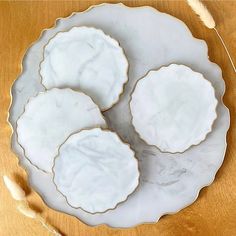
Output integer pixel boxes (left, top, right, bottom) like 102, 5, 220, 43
53, 128, 139, 214
130, 64, 218, 153
8, 3, 230, 228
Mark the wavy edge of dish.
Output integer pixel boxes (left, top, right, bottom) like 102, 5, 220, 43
129, 63, 219, 154
7, 2, 230, 229
15, 87, 108, 174
51, 127, 140, 214
38, 25, 130, 112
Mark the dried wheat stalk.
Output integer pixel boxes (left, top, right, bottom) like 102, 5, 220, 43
3, 175, 26, 201
18, 202, 62, 236
187, 0, 236, 73
3, 175, 62, 236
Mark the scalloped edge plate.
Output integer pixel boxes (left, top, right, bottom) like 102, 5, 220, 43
39, 26, 129, 111
52, 127, 140, 214
130, 64, 218, 153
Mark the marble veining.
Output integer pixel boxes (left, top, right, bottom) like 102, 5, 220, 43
130, 64, 218, 153
53, 128, 139, 213
40, 26, 129, 110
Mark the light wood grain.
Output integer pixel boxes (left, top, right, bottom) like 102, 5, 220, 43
0, 1, 235, 236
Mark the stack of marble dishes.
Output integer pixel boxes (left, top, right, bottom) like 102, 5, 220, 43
10, 3, 229, 228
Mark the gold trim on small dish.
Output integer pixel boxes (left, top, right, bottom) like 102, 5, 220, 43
7, 2, 230, 228
38, 26, 130, 112
15, 87, 108, 174
129, 63, 219, 154
51, 127, 141, 215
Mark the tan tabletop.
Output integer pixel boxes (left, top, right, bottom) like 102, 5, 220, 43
0, 1, 235, 235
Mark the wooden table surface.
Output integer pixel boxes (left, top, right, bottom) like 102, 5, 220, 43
0, 1, 236, 235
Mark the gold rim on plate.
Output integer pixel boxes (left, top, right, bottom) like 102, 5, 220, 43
129, 63, 219, 154
51, 127, 141, 215
38, 25, 130, 112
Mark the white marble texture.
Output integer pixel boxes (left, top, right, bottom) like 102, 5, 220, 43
9, 3, 230, 228
53, 128, 139, 214
16, 88, 106, 172
40, 26, 129, 111
130, 64, 218, 153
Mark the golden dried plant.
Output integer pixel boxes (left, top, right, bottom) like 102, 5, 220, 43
3, 175, 62, 236
187, 0, 236, 73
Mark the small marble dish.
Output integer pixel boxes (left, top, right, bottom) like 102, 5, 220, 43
53, 128, 139, 214
16, 88, 106, 172
130, 64, 218, 153
39, 26, 129, 111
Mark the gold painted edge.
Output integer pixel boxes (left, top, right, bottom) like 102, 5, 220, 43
14, 87, 108, 173
129, 63, 219, 154
38, 25, 129, 112
51, 127, 140, 215
7, 2, 230, 229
